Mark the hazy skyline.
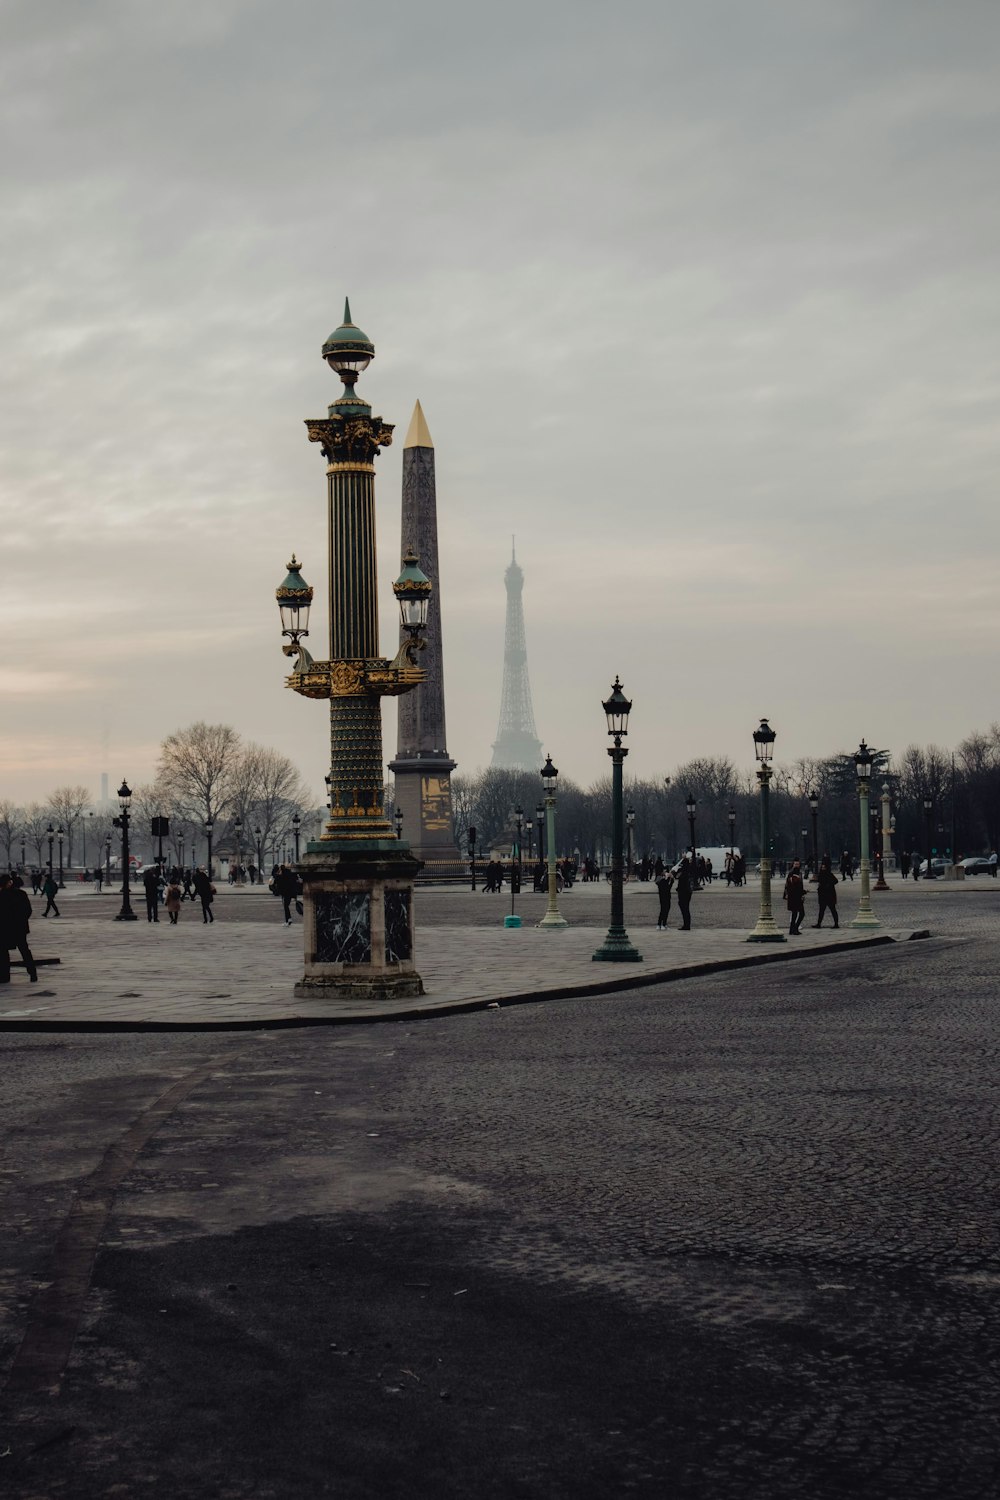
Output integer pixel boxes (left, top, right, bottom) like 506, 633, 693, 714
4, 0, 999, 805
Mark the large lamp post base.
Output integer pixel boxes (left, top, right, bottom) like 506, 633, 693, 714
747, 928, 786, 944
295, 842, 425, 999
538, 911, 569, 930
848, 909, 882, 930
593, 932, 642, 962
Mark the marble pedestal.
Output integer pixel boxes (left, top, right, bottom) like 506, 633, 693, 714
294, 842, 424, 999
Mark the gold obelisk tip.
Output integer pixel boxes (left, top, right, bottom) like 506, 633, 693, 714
403, 399, 434, 450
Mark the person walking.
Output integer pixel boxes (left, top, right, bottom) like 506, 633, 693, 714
911, 849, 922, 881
274, 865, 298, 925
900, 851, 911, 880
164, 878, 182, 925
783, 860, 806, 934
675, 857, 694, 930
142, 864, 160, 923
30, 869, 41, 895
813, 858, 840, 928
41, 871, 60, 918
193, 866, 215, 923
0, 873, 38, 983
839, 851, 853, 881
655, 868, 673, 930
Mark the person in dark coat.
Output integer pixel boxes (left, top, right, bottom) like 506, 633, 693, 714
813, 857, 840, 928
783, 861, 806, 934
142, 865, 160, 923
675, 858, 694, 930
0, 873, 38, 982
193, 867, 215, 923
41, 872, 60, 917
655, 869, 673, 929
273, 865, 299, 925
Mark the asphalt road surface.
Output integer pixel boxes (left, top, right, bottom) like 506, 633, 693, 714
1, 886, 998, 1498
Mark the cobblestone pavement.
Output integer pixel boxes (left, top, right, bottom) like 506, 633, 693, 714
0, 880, 978, 1028
1, 911, 998, 1497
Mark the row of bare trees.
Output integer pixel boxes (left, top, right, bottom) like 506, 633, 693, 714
450, 724, 1000, 865
1, 723, 325, 871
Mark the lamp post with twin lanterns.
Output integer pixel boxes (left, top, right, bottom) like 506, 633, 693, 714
274, 302, 433, 998
114, 781, 137, 922
849, 741, 881, 928
593, 678, 642, 963
747, 719, 784, 943
538, 755, 568, 929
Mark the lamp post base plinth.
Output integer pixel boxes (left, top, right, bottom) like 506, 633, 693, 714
115, 911, 138, 923
849, 910, 882, 929
592, 931, 642, 962
537, 911, 569, 929
296, 842, 424, 1000
746, 927, 786, 943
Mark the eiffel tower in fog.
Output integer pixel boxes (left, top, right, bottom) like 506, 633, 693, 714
491, 541, 543, 771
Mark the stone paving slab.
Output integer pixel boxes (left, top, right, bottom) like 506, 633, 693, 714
0, 903, 927, 1031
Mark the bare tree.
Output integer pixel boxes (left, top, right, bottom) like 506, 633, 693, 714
158, 722, 241, 826
45, 785, 92, 867
0, 800, 22, 866
21, 804, 52, 866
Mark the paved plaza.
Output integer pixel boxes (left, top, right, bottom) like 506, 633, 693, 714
1, 881, 998, 1498
0, 878, 947, 1028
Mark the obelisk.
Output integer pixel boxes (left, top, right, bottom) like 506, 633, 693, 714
388, 402, 464, 879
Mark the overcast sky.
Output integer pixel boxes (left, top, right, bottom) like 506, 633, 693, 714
3, 0, 999, 806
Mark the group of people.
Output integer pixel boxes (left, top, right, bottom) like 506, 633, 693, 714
782, 857, 841, 934
480, 858, 576, 894
654, 858, 696, 930
140, 863, 217, 923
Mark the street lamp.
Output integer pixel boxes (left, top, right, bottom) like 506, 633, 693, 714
105, 832, 112, 888
114, 780, 137, 922
504, 806, 523, 927
849, 741, 881, 928
526, 816, 534, 864
922, 792, 934, 879
254, 825, 263, 879
292, 812, 301, 863
800, 827, 808, 866
626, 805, 635, 881
536, 801, 545, 867
747, 718, 784, 943
728, 806, 737, 858
873, 793, 890, 891
468, 825, 477, 891
593, 677, 641, 962
57, 826, 65, 888
685, 794, 697, 862
808, 789, 820, 881
394, 807, 404, 840
234, 817, 243, 885
46, 824, 54, 878
179, 833, 186, 872
205, 818, 214, 879
538, 754, 568, 929
274, 302, 431, 998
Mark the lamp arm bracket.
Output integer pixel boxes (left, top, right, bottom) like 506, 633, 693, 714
285, 656, 425, 700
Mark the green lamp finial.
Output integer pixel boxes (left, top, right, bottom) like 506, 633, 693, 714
343, 296, 352, 325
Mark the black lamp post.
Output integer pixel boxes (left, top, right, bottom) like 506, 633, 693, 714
115, 780, 137, 922
46, 823, 54, 877
849, 741, 880, 928
505, 806, 523, 926
536, 801, 545, 866
105, 833, 112, 887
255, 825, 263, 879
728, 806, 737, 858
57, 826, 65, 888
808, 789, 820, 880
205, 818, 214, 879
800, 826, 808, 865
234, 817, 243, 885
292, 813, 301, 862
685, 794, 697, 858
526, 817, 534, 863
468, 825, 477, 891
922, 793, 935, 879
626, 805, 635, 880
394, 807, 404, 840
593, 677, 641, 963
538, 754, 568, 928
747, 719, 784, 942
179, 833, 186, 872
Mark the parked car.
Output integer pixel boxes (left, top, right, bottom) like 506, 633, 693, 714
918, 858, 951, 877
959, 855, 998, 876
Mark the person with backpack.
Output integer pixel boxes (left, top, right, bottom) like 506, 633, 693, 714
0, 872, 38, 983
813, 857, 840, 928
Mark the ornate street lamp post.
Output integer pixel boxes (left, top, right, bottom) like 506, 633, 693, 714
57, 827, 65, 888
728, 806, 736, 861
114, 780, 137, 922
394, 808, 404, 840
234, 818, 243, 885
505, 806, 523, 928
292, 813, 301, 863
747, 719, 784, 943
538, 755, 568, 929
626, 805, 635, 881
105, 833, 112, 888
800, 827, 808, 866
46, 823, 54, 878
205, 818, 214, 879
849, 741, 881, 928
808, 789, 820, 880
685, 794, 697, 861
593, 677, 642, 963
254, 825, 263, 880
526, 816, 534, 864
274, 302, 432, 998
922, 793, 934, 879
179, 833, 186, 872
873, 790, 890, 891
468, 825, 477, 891
536, 801, 545, 867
